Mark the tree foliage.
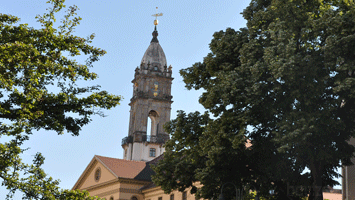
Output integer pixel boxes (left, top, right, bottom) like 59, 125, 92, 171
153, 1, 355, 200
0, 0, 120, 199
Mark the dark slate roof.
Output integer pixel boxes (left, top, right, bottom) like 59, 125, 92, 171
147, 154, 164, 165
140, 182, 157, 191
134, 154, 164, 181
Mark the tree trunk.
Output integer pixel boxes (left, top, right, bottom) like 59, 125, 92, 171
308, 185, 314, 200
309, 161, 323, 200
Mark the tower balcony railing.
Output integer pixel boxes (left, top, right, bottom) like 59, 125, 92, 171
142, 134, 169, 144
121, 134, 169, 146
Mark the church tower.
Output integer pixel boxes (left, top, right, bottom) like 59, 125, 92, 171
121, 21, 173, 161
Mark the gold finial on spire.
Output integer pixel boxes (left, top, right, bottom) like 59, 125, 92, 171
152, 7, 163, 25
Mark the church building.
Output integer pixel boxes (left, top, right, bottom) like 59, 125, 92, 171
72, 18, 200, 200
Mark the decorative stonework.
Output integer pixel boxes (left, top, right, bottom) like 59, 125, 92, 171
96, 187, 143, 197
120, 188, 142, 194
96, 188, 121, 198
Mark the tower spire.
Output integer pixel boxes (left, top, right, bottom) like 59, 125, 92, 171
151, 7, 162, 43
151, 26, 159, 43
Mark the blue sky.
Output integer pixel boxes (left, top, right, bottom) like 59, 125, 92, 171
0, 0, 341, 198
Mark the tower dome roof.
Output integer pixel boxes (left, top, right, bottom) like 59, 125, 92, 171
141, 26, 167, 71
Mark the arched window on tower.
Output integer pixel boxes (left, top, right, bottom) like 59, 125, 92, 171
147, 117, 152, 136
147, 111, 158, 140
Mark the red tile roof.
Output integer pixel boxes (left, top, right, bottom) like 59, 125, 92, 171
95, 155, 147, 179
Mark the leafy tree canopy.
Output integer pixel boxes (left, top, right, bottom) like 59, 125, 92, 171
0, 0, 120, 199
153, 1, 355, 200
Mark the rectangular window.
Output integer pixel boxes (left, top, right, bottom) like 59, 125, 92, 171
182, 191, 187, 200
170, 194, 174, 200
150, 148, 156, 157
158, 197, 162, 200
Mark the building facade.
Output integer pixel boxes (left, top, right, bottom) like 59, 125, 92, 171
72, 155, 200, 200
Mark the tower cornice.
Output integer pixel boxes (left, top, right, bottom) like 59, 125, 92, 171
129, 95, 173, 106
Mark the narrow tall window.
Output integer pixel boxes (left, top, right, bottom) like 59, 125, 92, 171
94, 168, 101, 182
170, 194, 174, 200
150, 148, 156, 157
147, 116, 152, 136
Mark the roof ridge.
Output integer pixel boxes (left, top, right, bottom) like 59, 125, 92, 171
95, 155, 147, 163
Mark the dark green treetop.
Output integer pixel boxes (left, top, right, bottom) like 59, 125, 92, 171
153, 1, 355, 200
243, 0, 355, 199
153, 28, 297, 200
